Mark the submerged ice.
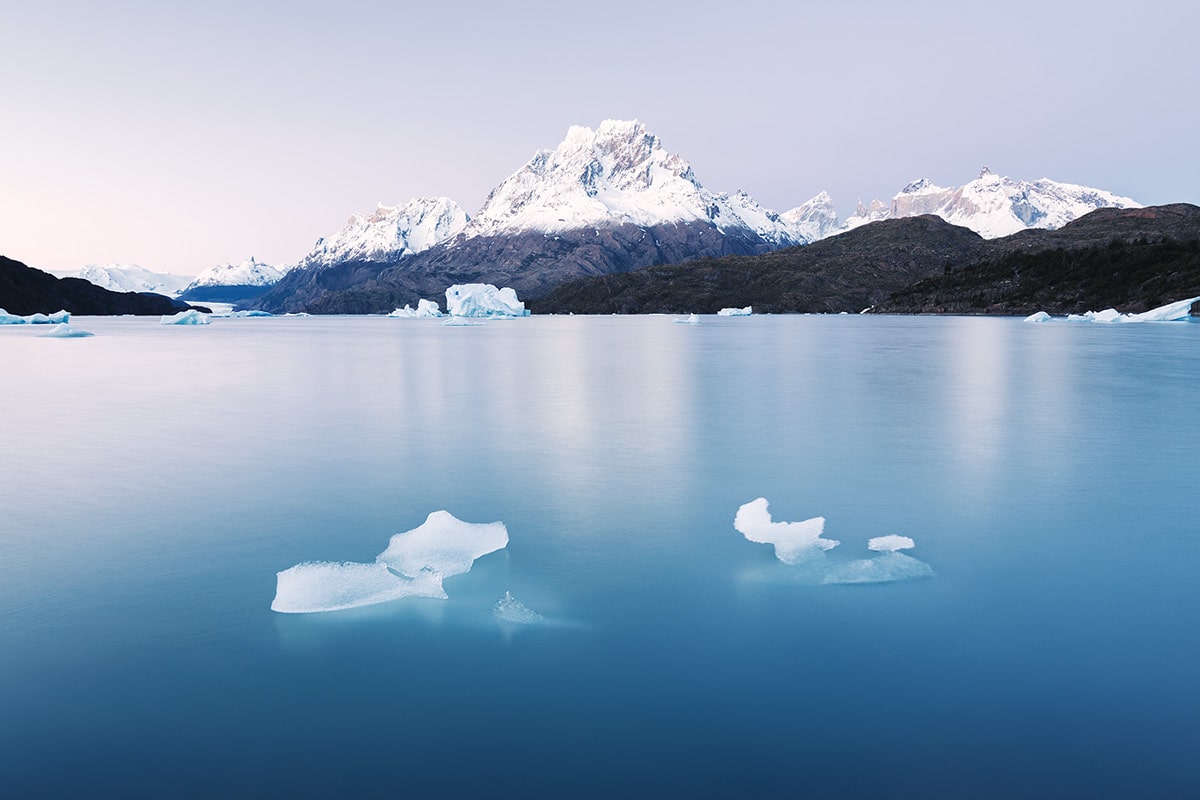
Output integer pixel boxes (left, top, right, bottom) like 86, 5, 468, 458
271, 510, 509, 613
494, 591, 546, 625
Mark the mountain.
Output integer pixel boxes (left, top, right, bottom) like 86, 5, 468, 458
253, 121, 810, 314
779, 191, 842, 241
872, 203, 1200, 315
531, 204, 1200, 316
66, 264, 193, 297
855, 168, 1141, 239
178, 257, 284, 303
294, 197, 469, 269
1, 255, 201, 316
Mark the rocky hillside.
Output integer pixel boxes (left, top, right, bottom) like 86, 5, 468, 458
1, 255, 201, 316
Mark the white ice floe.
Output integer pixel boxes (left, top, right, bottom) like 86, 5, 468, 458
718, 306, 752, 316
674, 313, 700, 324
867, 535, 916, 552
494, 591, 546, 625
1024, 311, 1052, 323
733, 498, 838, 564
160, 309, 211, 325
445, 284, 528, 318
39, 324, 93, 338
389, 299, 443, 318
1, 309, 72, 324
1065, 296, 1200, 324
271, 510, 509, 613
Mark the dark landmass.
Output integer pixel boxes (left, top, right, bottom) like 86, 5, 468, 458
178, 284, 274, 304
532, 204, 1200, 316
251, 222, 789, 314
0, 255, 203, 316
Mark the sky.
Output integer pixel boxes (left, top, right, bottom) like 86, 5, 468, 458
2, 0, 1196, 277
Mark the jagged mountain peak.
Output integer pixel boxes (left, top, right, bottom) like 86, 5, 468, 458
465, 120, 799, 246
185, 256, 283, 290
295, 196, 468, 269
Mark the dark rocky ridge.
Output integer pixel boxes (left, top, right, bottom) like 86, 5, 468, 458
532, 205, 1200, 316
251, 222, 789, 314
1, 255, 201, 316
178, 284, 274, 304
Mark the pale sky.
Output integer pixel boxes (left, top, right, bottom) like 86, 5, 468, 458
2, 0, 1196, 277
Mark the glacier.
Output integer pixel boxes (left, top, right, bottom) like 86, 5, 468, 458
445, 284, 528, 318
67, 264, 193, 297
160, 309, 211, 325
389, 299, 443, 318
271, 511, 509, 613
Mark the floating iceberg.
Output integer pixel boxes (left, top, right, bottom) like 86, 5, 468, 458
160, 309, 211, 325
389, 299, 443, 318
674, 313, 700, 324
39, 324, 93, 338
1024, 311, 1052, 323
494, 592, 546, 625
733, 498, 838, 564
868, 535, 916, 552
444, 284, 528, 318
271, 510, 509, 613
230, 310, 273, 318
1, 308, 72, 324
718, 306, 753, 316
1066, 296, 1200, 324
0, 308, 26, 324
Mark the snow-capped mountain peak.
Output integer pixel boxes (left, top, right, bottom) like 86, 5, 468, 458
465, 120, 805, 246
295, 196, 468, 269
780, 191, 841, 242
185, 257, 283, 290
69, 264, 194, 297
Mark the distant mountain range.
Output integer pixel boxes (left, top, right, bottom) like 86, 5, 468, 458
532, 204, 1200, 317
1, 256, 201, 316
248, 120, 1142, 313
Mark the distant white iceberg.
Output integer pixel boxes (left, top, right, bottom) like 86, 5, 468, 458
39, 323, 93, 338
718, 306, 752, 316
734, 498, 838, 564
389, 299, 443, 318
230, 310, 273, 318
160, 309, 211, 325
272, 510, 509, 613
0, 309, 70, 324
1024, 311, 1052, 323
674, 313, 700, 324
445, 284, 528, 318
1065, 296, 1200, 324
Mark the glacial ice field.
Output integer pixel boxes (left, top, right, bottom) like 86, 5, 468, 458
1, 312, 1198, 797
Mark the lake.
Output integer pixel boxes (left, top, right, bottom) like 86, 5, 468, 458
2, 314, 1197, 797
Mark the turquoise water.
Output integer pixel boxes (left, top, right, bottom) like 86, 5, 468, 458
2, 315, 1197, 796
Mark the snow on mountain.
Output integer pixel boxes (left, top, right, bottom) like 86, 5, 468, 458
464, 120, 807, 247
880, 167, 1141, 238
295, 196, 468, 269
184, 257, 283, 290
69, 264, 194, 297
843, 199, 891, 231
780, 191, 842, 241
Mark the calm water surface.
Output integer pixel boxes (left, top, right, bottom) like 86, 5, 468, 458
2, 314, 1197, 797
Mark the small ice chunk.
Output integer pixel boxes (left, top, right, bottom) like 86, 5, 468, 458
230, 310, 273, 317
390, 299, 443, 317
160, 309, 210, 325
1024, 311, 1051, 322
39, 323, 93, 338
718, 306, 752, 316
868, 535, 915, 552
494, 591, 545, 625
822, 552, 934, 584
271, 561, 445, 613
445, 284, 528, 318
674, 313, 700, 324
734, 497, 839, 564
376, 510, 508, 580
